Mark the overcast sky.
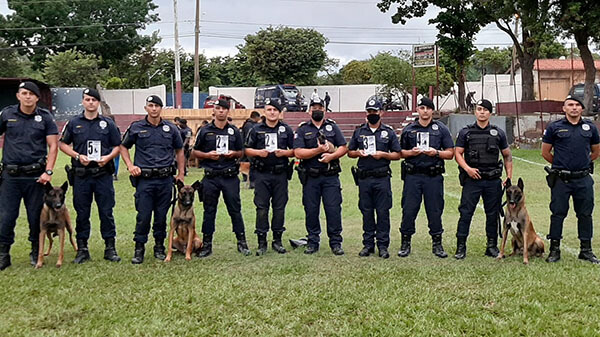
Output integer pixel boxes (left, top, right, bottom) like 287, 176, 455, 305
1, 0, 521, 66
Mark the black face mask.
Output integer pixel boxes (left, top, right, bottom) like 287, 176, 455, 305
366, 113, 381, 125
311, 110, 324, 122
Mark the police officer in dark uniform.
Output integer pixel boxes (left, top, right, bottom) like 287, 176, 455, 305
59, 88, 122, 264
192, 99, 250, 257
120, 95, 185, 264
399, 97, 455, 258
0, 82, 59, 270
245, 100, 294, 255
294, 98, 348, 255
542, 95, 600, 264
348, 98, 401, 258
454, 99, 512, 259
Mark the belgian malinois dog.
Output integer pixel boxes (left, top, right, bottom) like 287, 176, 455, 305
36, 182, 77, 269
498, 178, 544, 264
165, 180, 203, 262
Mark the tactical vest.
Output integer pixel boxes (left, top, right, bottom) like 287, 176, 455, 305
464, 126, 501, 169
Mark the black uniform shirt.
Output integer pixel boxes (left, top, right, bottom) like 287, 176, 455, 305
245, 120, 294, 167
179, 126, 192, 144
401, 120, 454, 169
348, 122, 401, 170
60, 113, 121, 168
543, 117, 600, 171
0, 104, 58, 165
293, 119, 346, 169
194, 121, 243, 170
121, 117, 183, 169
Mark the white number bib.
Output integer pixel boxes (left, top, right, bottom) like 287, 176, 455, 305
87, 140, 101, 161
363, 135, 376, 155
265, 133, 278, 152
216, 135, 229, 154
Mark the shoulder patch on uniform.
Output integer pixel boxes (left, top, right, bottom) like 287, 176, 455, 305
326, 118, 336, 124
298, 121, 307, 127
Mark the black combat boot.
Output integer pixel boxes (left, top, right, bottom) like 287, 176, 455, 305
304, 245, 319, 255
378, 247, 390, 259
331, 245, 345, 256
236, 232, 251, 256
0, 244, 11, 271
271, 231, 287, 254
546, 239, 561, 263
73, 239, 91, 264
103, 238, 121, 262
454, 237, 467, 260
578, 240, 600, 264
29, 241, 39, 266
256, 233, 268, 256
484, 237, 499, 257
358, 246, 374, 257
397, 234, 411, 257
153, 240, 166, 261
197, 234, 213, 258
131, 242, 145, 264
432, 234, 448, 258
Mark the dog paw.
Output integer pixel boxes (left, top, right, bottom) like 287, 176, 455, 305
496, 255, 505, 260
164, 257, 171, 262
523, 260, 529, 265
185, 255, 192, 261
34, 263, 43, 269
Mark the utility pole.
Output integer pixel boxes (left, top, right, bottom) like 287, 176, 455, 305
173, 0, 182, 108
193, 0, 201, 109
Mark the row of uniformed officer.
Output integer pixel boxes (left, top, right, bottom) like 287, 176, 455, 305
0, 82, 59, 270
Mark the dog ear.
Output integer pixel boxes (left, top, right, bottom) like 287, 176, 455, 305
176, 179, 184, 191
517, 177, 524, 191
60, 181, 69, 193
191, 180, 201, 191
505, 178, 511, 187
44, 182, 53, 193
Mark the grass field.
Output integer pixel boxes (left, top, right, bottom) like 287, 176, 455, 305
1, 149, 600, 336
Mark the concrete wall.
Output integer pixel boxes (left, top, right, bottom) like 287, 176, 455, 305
448, 114, 509, 142
102, 85, 166, 115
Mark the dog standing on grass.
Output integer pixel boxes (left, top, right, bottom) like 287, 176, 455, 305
498, 178, 544, 264
165, 180, 203, 262
36, 182, 77, 269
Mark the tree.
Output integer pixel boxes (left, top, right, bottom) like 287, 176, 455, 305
43, 49, 106, 87
553, 0, 600, 115
243, 27, 328, 84
0, 0, 159, 69
472, 47, 511, 75
378, 0, 492, 110
370, 52, 412, 91
0, 40, 36, 78
479, 0, 556, 101
341, 60, 372, 84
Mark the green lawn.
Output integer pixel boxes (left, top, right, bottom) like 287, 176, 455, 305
1, 149, 600, 336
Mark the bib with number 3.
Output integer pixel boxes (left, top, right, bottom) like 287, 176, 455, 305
363, 135, 376, 155
87, 140, 101, 161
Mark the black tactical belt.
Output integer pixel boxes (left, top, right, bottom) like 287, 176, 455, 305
73, 166, 110, 177
402, 161, 444, 177
4, 161, 45, 177
251, 161, 287, 174
204, 166, 239, 178
140, 166, 175, 179
306, 162, 341, 177
355, 167, 391, 179
479, 168, 503, 180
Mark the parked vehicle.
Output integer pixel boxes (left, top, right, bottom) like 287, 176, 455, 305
254, 84, 307, 112
204, 94, 246, 109
568, 83, 600, 115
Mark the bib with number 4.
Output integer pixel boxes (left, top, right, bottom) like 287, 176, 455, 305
87, 140, 101, 161
265, 133, 278, 152
216, 135, 229, 154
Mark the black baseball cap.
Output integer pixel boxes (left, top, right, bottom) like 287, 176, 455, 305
83, 88, 101, 101
265, 99, 282, 112
146, 95, 163, 107
215, 99, 230, 109
564, 95, 585, 109
310, 98, 324, 107
418, 97, 435, 110
477, 99, 493, 113
18, 81, 40, 97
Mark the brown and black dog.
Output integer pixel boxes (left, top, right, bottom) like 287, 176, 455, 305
165, 180, 203, 262
498, 178, 544, 264
36, 182, 77, 269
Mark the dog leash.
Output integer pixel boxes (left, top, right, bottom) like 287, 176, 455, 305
497, 185, 508, 238
169, 181, 178, 218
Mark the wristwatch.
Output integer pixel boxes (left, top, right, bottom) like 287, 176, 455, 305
45, 169, 53, 176
435, 150, 440, 158
75, 154, 80, 161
